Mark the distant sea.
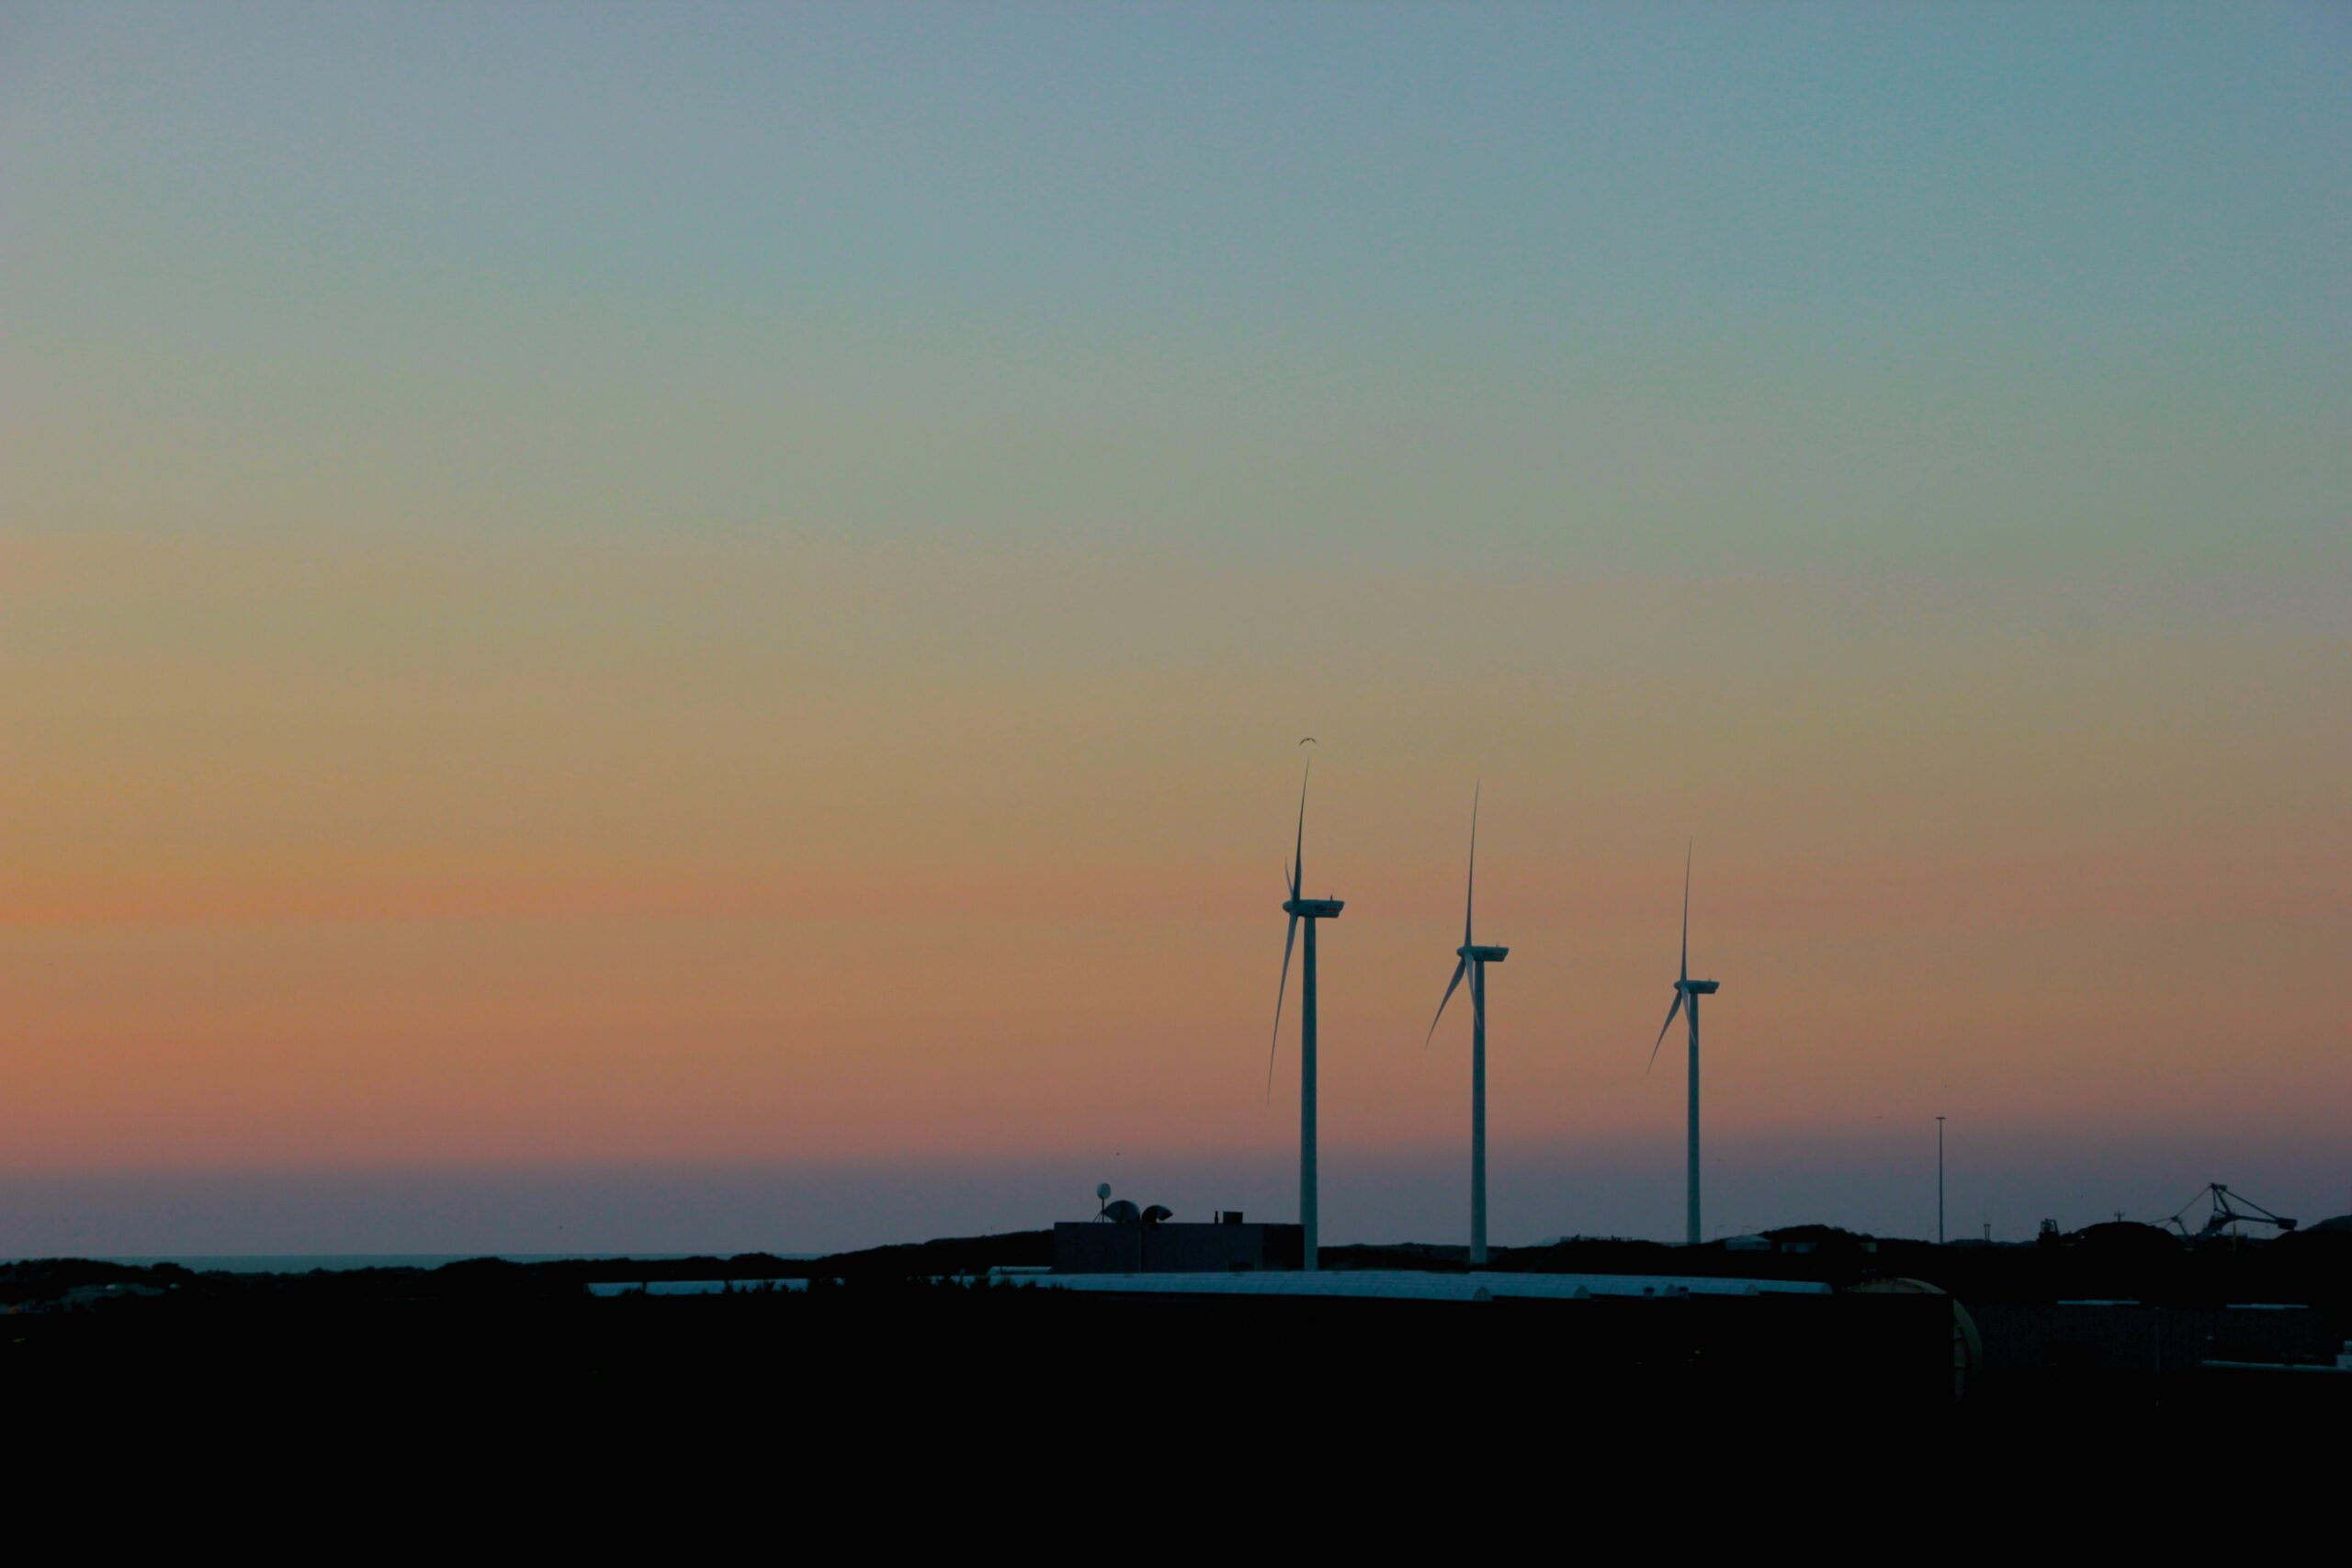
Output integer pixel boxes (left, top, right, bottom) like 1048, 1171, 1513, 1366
82, 1253, 823, 1273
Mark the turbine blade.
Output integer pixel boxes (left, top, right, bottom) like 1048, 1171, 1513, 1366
1679, 840, 1692, 983
1265, 911, 1300, 1100
1290, 759, 1310, 899
1464, 782, 1479, 948
1646, 990, 1685, 1074
1426, 956, 1469, 1046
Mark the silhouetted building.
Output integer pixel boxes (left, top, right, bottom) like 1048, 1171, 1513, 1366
1054, 1215, 1303, 1274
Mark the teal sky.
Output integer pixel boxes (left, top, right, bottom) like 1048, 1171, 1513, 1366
9, 3, 2346, 575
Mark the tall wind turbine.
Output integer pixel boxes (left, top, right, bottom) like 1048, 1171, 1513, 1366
1648, 844, 1719, 1246
1267, 747, 1343, 1271
1427, 784, 1508, 1265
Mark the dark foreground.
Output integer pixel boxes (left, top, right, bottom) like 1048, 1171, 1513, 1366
7, 1222, 2346, 1441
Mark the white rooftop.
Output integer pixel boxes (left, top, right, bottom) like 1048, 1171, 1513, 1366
1029, 1269, 1830, 1301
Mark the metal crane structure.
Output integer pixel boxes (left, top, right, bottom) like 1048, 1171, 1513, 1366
2162, 1183, 2298, 1242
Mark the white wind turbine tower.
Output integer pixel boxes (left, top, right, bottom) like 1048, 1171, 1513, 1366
1426, 784, 1508, 1266
1648, 844, 1719, 1247
1267, 747, 1343, 1271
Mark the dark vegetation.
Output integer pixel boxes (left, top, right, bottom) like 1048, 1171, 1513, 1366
6, 1219, 2343, 1428
6, 1217, 2345, 1321
1493, 1220, 2352, 1315
6, 1217, 2343, 1314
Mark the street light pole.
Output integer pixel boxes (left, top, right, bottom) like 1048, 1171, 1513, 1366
1937, 1115, 1947, 1246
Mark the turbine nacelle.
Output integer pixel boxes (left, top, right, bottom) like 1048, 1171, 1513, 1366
1427, 783, 1504, 1268
1266, 746, 1337, 1272
1650, 841, 1717, 1248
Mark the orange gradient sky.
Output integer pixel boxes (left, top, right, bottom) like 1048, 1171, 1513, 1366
4, 5, 2346, 1251
8, 528, 2346, 1246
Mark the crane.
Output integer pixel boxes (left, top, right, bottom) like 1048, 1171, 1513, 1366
2162, 1183, 2298, 1241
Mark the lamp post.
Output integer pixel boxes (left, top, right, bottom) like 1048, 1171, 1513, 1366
1937, 1116, 1947, 1246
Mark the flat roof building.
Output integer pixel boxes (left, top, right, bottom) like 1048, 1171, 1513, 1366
1053, 1214, 1302, 1275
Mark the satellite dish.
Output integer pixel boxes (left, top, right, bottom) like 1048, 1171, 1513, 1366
1097, 1182, 1113, 1201
1102, 1200, 1141, 1224
1141, 1204, 1172, 1226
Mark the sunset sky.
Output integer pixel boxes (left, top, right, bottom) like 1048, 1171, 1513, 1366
5, 4, 2346, 1255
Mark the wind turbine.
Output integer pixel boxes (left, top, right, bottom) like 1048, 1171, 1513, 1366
1426, 784, 1508, 1265
1267, 747, 1342, 1271
1647, 844, 1718, 1247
